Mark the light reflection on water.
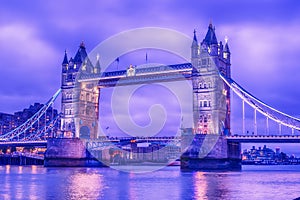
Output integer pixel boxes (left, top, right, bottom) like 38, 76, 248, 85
0, 165, 300, 199
66, 171, 104, 199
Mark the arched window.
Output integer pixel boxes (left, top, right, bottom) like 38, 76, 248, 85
199, 83, 203, 89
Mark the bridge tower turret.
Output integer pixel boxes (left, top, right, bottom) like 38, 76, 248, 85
191, 29, 199, 67
223, 38, 231, 134
60, 49, 79, 138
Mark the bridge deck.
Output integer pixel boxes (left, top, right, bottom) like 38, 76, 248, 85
78, 63, 193, 87
227, 135, 300, 143
0, 141, 47, 147
2, 135, 300, 148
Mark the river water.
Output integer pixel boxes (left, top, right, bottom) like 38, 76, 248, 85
1, 165, 300, 200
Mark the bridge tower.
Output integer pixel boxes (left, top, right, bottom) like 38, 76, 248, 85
45, 43, 101, 167
181, 23, 240, 170
191, 23, 231, 135
60, 42, 100, 139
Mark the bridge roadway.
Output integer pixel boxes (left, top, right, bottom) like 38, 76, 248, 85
1, 135, 300, 148
0, 136, 180, 148
227, 135, 300, 143
0, 140, 47, 148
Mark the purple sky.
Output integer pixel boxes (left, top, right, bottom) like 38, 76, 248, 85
1, 1, 300, 153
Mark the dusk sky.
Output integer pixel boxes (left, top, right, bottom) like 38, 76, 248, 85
1, 1, 300, 152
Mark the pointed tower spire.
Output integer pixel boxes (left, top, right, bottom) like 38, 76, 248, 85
224, 36, 230, 53
192, 29, 199, 49
202, 23, 218, 46
62, 50, 68, 65
74, 41, 88, 64
193, 29, 198, 42
223, 36, 231, 62
80, 41, 86, 49
191, 29, 200, 67
94, 54, 101, 74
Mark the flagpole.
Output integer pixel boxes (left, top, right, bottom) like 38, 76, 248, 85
115, 57, 119, 70
146, 53, 148, 63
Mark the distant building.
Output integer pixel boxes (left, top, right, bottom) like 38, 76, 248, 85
0, 113, 15, 135
0, 103, 59, 137
242, 145, 293, 165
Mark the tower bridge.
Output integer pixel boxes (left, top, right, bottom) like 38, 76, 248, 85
1, 23, 300, 170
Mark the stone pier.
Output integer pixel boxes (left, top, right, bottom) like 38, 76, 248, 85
44, 138, 105, 167
181, 134, 241, 171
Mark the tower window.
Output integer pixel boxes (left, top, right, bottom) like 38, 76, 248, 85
203, 101, 207, 107
199, 101, 202, 107
67, 74, 73, 82
200, 83, 203, 89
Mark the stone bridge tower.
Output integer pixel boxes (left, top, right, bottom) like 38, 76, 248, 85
60, 42, 100, 139
181, 24, 240, 171
191, 23, 231, 135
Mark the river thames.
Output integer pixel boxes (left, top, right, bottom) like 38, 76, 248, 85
1, 165, 300, 200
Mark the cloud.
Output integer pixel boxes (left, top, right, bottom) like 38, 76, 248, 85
0, 23, 60, 113
0, 0, 300, 139
218, 23, 300, 116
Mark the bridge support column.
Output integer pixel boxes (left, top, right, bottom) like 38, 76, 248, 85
44, 138, 105, 167
181, 134, 241, 171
